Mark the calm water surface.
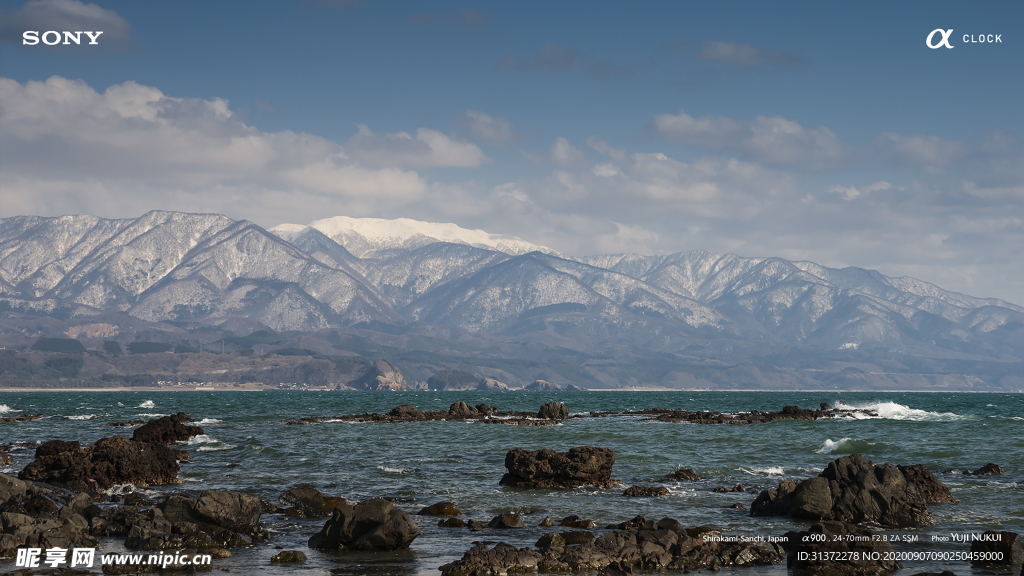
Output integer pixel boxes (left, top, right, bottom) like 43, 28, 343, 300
1, 391, 1021, 575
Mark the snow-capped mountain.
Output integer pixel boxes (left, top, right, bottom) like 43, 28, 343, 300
2, 212, 1023, 385
272, 216, 560, 258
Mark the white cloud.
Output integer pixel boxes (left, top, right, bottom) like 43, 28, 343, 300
874, 132, 967, 174
827, 181, 892, 201
696, 41, 804, 68
346, 125, 490, 168
651, 109, 851, 170
550, 137, 589, 167
457, 109, 516, 147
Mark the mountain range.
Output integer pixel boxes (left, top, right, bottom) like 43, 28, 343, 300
2, 211, 1022, 391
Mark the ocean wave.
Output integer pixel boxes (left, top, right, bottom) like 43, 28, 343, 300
378, 465, 416, 474
818, 437, 877, 454
197, 418, 223, 424
197, 444, 238, 452
0, 404, 21, 414
136, 413, 167, 418
184, 434, 217, 445
739, 466, 784, 476
65, 415, 96, 420
138, 400, 155, 409
105, 483, 161, 497
834, 400, 963, 421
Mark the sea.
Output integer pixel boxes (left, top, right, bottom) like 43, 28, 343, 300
1, 391, 1021, 576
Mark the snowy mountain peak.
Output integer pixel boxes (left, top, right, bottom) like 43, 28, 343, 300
271, 216, 560, 258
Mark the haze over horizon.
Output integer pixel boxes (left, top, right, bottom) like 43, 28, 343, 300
1, 1, 1021, 304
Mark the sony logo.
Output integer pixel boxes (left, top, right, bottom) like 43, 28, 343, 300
22, 31, 104, 45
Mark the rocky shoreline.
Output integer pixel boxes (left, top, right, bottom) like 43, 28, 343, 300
1, 405, 1020, 576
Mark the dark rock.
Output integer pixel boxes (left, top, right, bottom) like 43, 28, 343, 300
19, 436, 180, 492
438, 518, 465, 528
488, 513, 525, 528
909, 572, 956, 576
536, 532, 565, 548
270, 550, 307, 563
601, 560, 635, 576
308, 498, 420, 550
467, 520, 486, 531
751, 454, 954, 527
970, 531, 1023, 565
418, 501, 461, 516
389, 404, 419, 418
439, 517, 783, 576
622, 485, 669, 497
132, 413, 204, 444
107, 420, 146, 427
499, 446, 619, 489
0, 473, 98, 558
560, 530, 594, 544
667, 468, 700, 481
279, 487, 346, 518
969, 463, 1005, 475
821, 403, 834, 410
538, 516, 555, 527
538, 401, 569, 420
786, 521, 901, 575
121, 489, 267, 550
448, 401, 478, 418
594, 403, 878, 424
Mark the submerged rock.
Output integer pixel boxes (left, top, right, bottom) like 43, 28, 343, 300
968, 463, 1005, 476
271, 550, 307, 563
751, 454, 954, 527
499, 446, 619, 489
667, 468, 700, 481
622, 485, 669, 497
19, 436, 180, 492
418, 501, 461, 516
308, 498, 420, 551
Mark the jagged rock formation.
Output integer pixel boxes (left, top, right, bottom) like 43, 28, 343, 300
750, 454, 955, 527
132, 412, 204, 444
18, 437, 181, 492
499, 446, 619, 489
307, 499, 420, 551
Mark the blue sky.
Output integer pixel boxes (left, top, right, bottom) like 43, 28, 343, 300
1, 0, 1022, 303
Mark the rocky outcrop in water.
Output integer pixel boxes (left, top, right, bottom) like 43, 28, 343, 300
123, 490, 267, 550
499, 446, 619, 489
308, 498, 421, 551
784, 521, 901, 576
591, 404, 878, 424
750, 454, 954, 527
284, 401, 570, 425
538, 401, 569, 420
439, 516, 782, 575
418, 501, 461, 516
623, 485, 669, 497
132, 412, 204, 444
0, 473, 97, 557
0, 413, 44, 423
968, 463, 1005, 475
279, 487, 346, 518
18, 436, 180, 492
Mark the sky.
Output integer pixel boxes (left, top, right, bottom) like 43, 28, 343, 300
0, 0, 1022, 304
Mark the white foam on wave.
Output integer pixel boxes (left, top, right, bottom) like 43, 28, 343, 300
816, 437, 877, 454
184, 434, 217, 445
378, 465, 416, 474
138, 400, 155, 409
835, 400, 963, 421
0, 404, 21, 414
739, 466, 784, 476
136, 413, 167, 418
197, 444, 237, 452
197, 418, 223, 424
66, 415, 95, 420
818, 438, 850, 453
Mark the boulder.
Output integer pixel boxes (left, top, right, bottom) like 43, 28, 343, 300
488, 513, 525, 528
279, 487, 346, 518
448, 401, 478, 418
500, 446, 618, 489
308, 498, 420, 550
388, 404, 420, 418
418, 501, 461, 516
0, 473, 97, 557
132, 413, 204, 444
438, 518, 465, 528
970, 531, 1023, 565
667, 468, 700, 481
536, 532, 565, 547
538, 401, 569, 420
785, 521, 901, 576
19, 436, 180, 492
124, 489, 266, 550
751, 454, 953, 527
270, 550, 307, 563
969, 463, 1005, 475
623, 485, 670, 497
